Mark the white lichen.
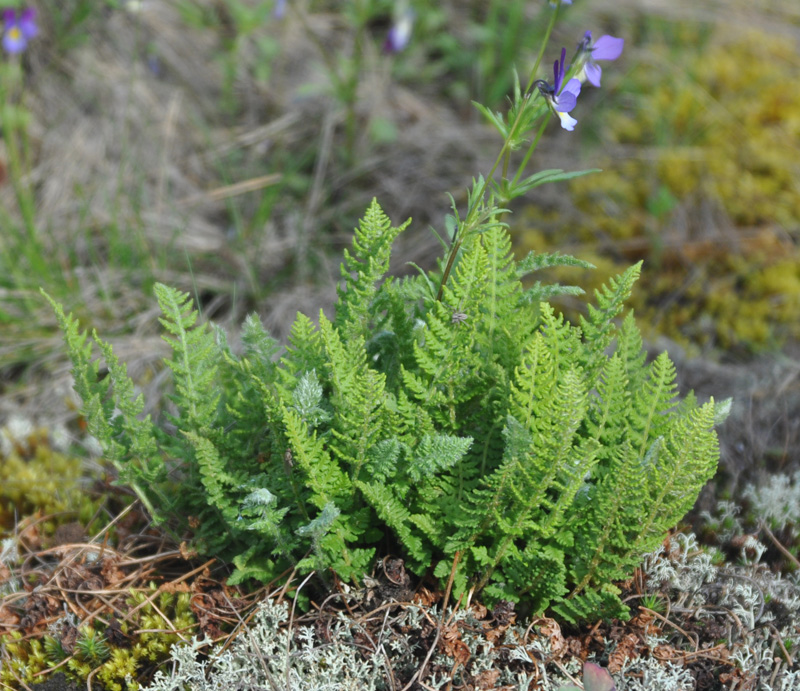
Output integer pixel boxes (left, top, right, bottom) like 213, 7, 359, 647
745, 471, 800, 536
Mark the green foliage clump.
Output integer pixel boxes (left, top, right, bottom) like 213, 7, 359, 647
0, 586, 195, 691
47, 199, 724, 622
523, 26, 800, 351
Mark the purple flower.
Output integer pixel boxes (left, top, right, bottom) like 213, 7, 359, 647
575, 31, 624, 87
273, 0, 287, 19
536, 47, 582, 131
384, 9, 414, 54
2, 7, 37, 54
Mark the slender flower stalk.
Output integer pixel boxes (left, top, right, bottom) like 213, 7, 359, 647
523, 1, 561, 95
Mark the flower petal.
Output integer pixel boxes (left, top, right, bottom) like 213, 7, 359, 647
3, 28, 26, 54
592, 35, 624, 61
561, 77, 582, 99
19, 9, 37, 40
555, 92, 577, 112
384, 12, 414, 53
557, 111, 578, 131
553, 58, 561, 94
585, 62, 602, 87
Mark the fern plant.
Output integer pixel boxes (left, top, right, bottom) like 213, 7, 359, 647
46, 22, 726, 621
45, 198, 725, 622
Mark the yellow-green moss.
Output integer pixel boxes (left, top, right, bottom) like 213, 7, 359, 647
0, 423, 105, 534
0, 586, 196, 690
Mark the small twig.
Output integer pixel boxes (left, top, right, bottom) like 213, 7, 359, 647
553, 658, 581, 688
352, 599, 419, 626
400, 551, 462, 691
86, 664, 100, 691
146, 594, 188, 643
0, 666, 34, 691
222, 590, 282, 691
215, 590, 269, 658
116, 549, 183, 566
276, 564, 300, 603
176, 173, 282, 206
377, 606, 398, 691
639, 607, 699, 652
769, 623, 795, 667
769, 658, 784, 689
760, 520, 800, 570
286, 571, 316, 691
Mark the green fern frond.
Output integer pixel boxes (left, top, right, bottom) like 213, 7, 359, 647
240, 312, 282, 381
155, 283, 219, 431
616, 312, 648, 393
280, 403, 351, 511
637, 399, 718, 547
336, 198, 411, 343
580, 262, 642, 381
240, 488, 295, 560
43, 291, 168, 522
182, 431, 239, 523
41, 290, 114, 446
516, 250, 596, 277
584, 353, 632, 467
497, 543, 568, 611
229, 545, 282, 586
552, 584, 629, 624
631, 352, 679, 463
281, 312, 326, 383
92, 334, 169, 520
355, 479, 429, 566
519, 282, 585, 304
319, 313, 388, 478
408, 435, 473, 482
516, 250, 594, 306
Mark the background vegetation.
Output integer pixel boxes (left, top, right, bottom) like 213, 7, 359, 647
1, 0, 799, 689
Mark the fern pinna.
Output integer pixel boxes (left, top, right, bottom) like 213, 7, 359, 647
48, 199, 725, 621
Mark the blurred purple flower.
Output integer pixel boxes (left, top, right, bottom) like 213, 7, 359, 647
273, 0, 287, 19
384, 9, 414, 54
576, 31, 624, 87
549, 0, 572, 6
536, 47, 582, 131
2, 7, 37, 54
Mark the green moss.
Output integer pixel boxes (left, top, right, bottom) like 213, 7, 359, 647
0, 422, 120, 538
0, 586, 196, 690
0, 427, 85, 527
518, 26, 800, 352
0, 632, 49, 686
